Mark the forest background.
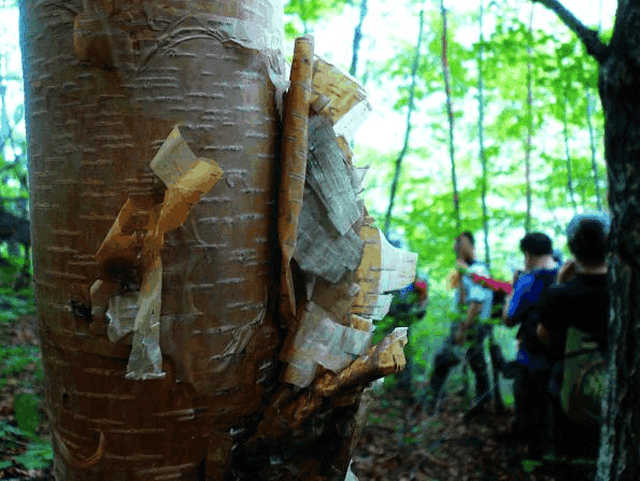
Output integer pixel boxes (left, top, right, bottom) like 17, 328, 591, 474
0, 0, 617, 474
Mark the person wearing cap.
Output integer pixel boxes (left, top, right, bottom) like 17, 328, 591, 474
537, 212, 609, 456
501, 232, 559, 457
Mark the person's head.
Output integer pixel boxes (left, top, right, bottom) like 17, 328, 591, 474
567, 211, 610, 266
454, 231, 475, 262
519, 232, 553, 270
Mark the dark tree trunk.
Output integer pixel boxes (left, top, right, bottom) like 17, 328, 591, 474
532, 1, 640, 479
597, 6, 640, 479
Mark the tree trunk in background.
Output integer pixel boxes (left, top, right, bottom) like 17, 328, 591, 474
20, 1, 398, 479
524, 4, 534, 234
477, 0, 490, 268
586, 88, 603, 210
477, 0, 504, 414
440, 0, 460, 233
563, 94, 578, 212
383, 4, 425, 236
531, 0, 640, 479
586, 0, 604, 211
349, 0, 368, 78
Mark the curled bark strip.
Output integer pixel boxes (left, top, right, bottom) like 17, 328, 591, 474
278, 35, 314, 322
53, 428, 106, 470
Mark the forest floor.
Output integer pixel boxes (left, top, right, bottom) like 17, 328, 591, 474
351, 385, 599, 481
0, 310, 52, 480
0, 308, 599, 481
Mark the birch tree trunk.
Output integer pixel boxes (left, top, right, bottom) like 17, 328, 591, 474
524, 4, 534, 234
586, 86, 603, 211
20, 1, 399, 480
477, 0, 489, 268
440, 0, 460, 233
563, 94, 578, 212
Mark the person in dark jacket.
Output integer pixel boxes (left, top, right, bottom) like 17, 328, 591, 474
537, 211, 609, 457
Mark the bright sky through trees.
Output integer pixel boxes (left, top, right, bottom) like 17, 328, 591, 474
0, 0, 616, 273
291, 0, 616, 152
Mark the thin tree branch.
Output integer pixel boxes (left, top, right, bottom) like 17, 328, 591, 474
586, 0, 604, 211
441, 1, 461, 233
478, 0, 490, 268
524, 5, 534, 234
563, 93, 578, 212
349, 0, 368, 77
532, 0, 608, 63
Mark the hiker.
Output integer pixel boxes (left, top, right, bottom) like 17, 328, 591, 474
502, 232, 559, 458
537, 211, 610, 457
425, 232, 493, 417
386, 275, 429, 394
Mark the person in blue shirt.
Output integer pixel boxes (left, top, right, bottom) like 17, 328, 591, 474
425, 232, 493, 417
503, 232, 559, 458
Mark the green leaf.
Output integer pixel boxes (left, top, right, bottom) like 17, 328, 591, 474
14, 393, 40, 436
521, 459, 543, 473
0, 460, 11, 469
13, 443, 53, 470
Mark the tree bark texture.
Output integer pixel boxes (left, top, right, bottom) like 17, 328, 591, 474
531, 0, 640, 479
23, 0, 284, 478
597, 2, 640, 478
19, 0, 398, 479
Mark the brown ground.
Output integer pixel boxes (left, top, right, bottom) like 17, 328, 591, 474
351, 386, 598, 481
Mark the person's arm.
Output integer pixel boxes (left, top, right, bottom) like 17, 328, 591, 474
502, 294, 516, 327
504, 274, 531, 328
503, 270, 523, 327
